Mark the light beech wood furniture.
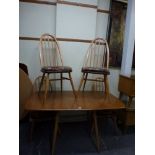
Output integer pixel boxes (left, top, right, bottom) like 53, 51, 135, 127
78, 38, 110, 94
29, 76, 56, 141
25, 91, 125, 155
19, 68, 33, 120
38, 34, 76, 103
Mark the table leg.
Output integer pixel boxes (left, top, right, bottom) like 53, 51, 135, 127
92, 111, 100, 152
29, 118, 34, 142
51, 112, 59, 155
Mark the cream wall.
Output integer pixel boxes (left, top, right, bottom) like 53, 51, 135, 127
65, 0, 97, 5
19, 2, 56, 37
19, 40, 41, 82
121, 0, 135, 77
19, 0, 126, 97
56, 1, 97, 90
56, 4, 97, 39
19, 2, 56, 81
55, 42, 90, 90
98, 0, 110, 10
95, 0, 110, 38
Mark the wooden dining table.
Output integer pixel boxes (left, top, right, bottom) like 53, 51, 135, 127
24, 91, 125, 155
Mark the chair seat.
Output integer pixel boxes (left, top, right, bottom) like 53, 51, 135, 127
82, 67, 110, 75
41, 66, 72, 73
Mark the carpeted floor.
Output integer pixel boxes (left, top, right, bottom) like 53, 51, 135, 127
19, 117, 135, 155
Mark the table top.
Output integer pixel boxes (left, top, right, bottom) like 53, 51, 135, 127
24, 91, 125, 111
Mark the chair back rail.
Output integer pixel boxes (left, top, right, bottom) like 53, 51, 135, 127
39, 34, 63, 67
84, 38, 109, 69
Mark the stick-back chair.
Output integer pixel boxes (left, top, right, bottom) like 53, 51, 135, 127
78, 38, 110, 94
38, 34, 76, 102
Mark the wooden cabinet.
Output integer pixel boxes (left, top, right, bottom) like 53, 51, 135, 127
118, 74, 135, 128
118, 74, 135, 107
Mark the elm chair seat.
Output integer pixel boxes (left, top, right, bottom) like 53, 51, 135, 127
41, 66, 72, 73
81, 67, 110, 75
78, 38, 110, 94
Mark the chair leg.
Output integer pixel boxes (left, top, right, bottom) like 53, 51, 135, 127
49, 80, 53, 93
29, 119, 34, 142
121, 109, 127, 134
43, 74, 49, 104
127, 96, 133, 107
78, 73, 85, 91
38, 72, 45, 95
104, 75, 109, 95
51, 112, 59, 155
68, 72, 77, 98
82, 73, 88, 91
91, 115, 95, 134
111, 113, 119, 135
29, 113, 34, 142
106, 76, 109, 94
60, 73, 63, 92
119, 92, 123, 100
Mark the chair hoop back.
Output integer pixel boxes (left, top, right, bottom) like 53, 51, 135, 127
84, 38, 109, 69
39, 34, 63, 67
